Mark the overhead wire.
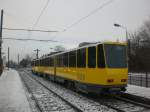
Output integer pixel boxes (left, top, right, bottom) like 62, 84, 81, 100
62, 0, 114, 32
51, 0, 114, 40
3, 27, 58, 33
32, 0, 52, 29
2, 37, 59, 42
2, 0, 114, 45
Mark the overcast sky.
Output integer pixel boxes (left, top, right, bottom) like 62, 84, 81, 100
1, 0, 150, 62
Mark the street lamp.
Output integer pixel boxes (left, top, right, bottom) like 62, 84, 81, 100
114, 23, 130, 64
114, 23, 128, 43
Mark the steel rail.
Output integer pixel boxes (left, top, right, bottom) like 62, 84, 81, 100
20, 73, 43, 112
115, 93, 150, 109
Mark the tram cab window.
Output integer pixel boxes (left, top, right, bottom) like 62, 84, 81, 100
104, 44, 127, 68
69, 51, 76, 67
97, 44, 105, 68
63, 53, 68, 67
88, 47, 96, 68
77, 48, 86, 68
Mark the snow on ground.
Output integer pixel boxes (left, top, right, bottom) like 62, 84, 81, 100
129, 73, 150, 77
0, 69, 31, 112
127, 84, 150, 99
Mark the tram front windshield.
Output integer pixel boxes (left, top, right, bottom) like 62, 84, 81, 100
104, 44, 127, 68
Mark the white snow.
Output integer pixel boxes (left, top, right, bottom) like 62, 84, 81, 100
129, 73, 150, 77
0, 69, 31, 112
127, 84, 150, 99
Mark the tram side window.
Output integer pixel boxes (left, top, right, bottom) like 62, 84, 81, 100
36, 60, 38, 66
31, 61, 33, 66
77, 48, 86, 67
40, 59, 42, 66
45, 58, 49, 66
88, 47, 96, 68
56, 56, 59, 67
98, 44, 105, 68
56, 55, 63, 67
42, 59, 44, 66
69, 51, 76, 67
34, 61, 35, 66
60, 55, 63, 67
49, 57, 54, 67
63, 53, 68, 67
35, 60, 38, 66
47, 58, 50, 66
43, 59, 45, 66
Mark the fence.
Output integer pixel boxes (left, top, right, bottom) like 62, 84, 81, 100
128, 73, 150, 87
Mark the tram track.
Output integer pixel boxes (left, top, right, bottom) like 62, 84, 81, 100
20, 71, 82, 112
22, 69, 150, 112
84, 90, 150, 112
91, 95, 150, 112
20, 69, 116, 112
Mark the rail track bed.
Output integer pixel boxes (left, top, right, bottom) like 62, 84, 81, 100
20, 70, 115, 112
20, 71, 80, 112
89, 94, 150, 112
22, 69, 150, 112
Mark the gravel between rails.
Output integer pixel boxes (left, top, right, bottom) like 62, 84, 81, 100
20, 71, 77, 112
22, 70, 116, 112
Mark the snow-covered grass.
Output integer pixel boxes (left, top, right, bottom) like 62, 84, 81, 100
129, 73, 150, 77
127, 84, 150, 99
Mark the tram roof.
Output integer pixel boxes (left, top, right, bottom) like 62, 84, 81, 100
32, 41, 126, 61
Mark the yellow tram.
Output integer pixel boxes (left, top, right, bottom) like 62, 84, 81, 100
31, 42, 128, 93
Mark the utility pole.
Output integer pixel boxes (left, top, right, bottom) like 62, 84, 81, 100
8, 47, 9, 70
34, 49, 40, 59
0, 9, 3, 75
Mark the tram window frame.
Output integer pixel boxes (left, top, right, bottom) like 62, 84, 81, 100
97, 44, 105, 68
77, 48, 86, 68
69, 50, 76, 67
88, 46, 96, 68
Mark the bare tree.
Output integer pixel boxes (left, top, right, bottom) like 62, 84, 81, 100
129, 18, 150, 72
54, 45, 66, 52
